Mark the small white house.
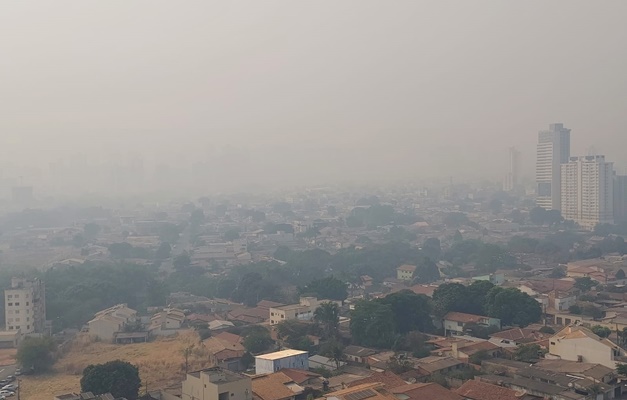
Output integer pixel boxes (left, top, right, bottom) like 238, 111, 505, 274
255, 349, 309, 375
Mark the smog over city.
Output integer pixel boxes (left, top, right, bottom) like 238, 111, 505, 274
1, 2, 627, 400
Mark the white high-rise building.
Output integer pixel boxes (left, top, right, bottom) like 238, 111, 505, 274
536, 123, 571, 210
561, 155, 614, 229
4, 277, 46, 334
503, 147, 521, 192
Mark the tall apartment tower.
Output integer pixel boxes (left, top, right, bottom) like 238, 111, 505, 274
561, 155, 614, 229
503, 147, 521, 192
4, 277, 46, 334
536, 123, 571, 210
614, 175, 627, 224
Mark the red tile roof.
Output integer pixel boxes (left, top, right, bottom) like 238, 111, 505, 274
214, 331, 243, 345
392, 383, 463, 400
456, 380, 523, 400
347, 371, 407, 389
279, 368, 321, 385
444, 311, 490, 324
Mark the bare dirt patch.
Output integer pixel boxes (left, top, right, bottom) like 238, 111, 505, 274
20, 330, 212, 400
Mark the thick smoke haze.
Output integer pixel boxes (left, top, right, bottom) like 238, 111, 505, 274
1, 1, 627, 194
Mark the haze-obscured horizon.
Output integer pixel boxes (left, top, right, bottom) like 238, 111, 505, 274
2, 1, 627, 195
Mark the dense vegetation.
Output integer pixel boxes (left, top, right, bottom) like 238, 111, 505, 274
81, 360, 141, 400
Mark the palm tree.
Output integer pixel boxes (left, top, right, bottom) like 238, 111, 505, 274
314, 302, 340, 339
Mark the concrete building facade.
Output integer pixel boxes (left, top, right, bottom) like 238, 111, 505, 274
561, 155, 614, 229
255, 349, 309, 375
503, 146, 521, 192
536, 123, 571, 210
4, 277, 46, 334
614, 175, 627, 224
182, 367, 252, 400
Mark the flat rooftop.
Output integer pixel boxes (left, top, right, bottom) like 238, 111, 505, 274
255, 349, 308, 360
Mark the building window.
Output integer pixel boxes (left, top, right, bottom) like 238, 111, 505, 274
26, 302, 29, 306
7, 295, 12, 299
7, 303, 12, 306
8, 327, 13, 330
14, 302, 19, 306
26, 325, 29, 330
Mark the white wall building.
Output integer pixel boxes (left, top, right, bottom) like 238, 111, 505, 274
548, 325, 625, 369
536, 123, 571, 210
4, 277, 46, 334
182, 367, 251, 400
561, 155, 614, 229
87, 304, 137, 341
255, 349, 309, 375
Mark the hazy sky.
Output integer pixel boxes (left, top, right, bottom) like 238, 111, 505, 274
2, 1, 627, 187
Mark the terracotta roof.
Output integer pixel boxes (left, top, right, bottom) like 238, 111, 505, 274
520, 279, 576, 294
214, 331, 243, 345
391, 285, 436, 297
327, 383, 397, 400
490, 328, 551, 343
347, 371, 407, 389
202, 337, 245, 361
279, 368, 321, 385
457, 341, 500, 356
257, 300, 285, 310
444, 311, 490, 324
397, 264, 417, 272
252, 372, 300, 400
456, 380, 523, 400
391, 382, 463, 400
344, 345, 377, 357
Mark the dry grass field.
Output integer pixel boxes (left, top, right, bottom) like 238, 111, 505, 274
20, 330, 212, 400
0, 349, 17, 367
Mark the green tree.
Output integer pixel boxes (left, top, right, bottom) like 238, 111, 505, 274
155, 242, 172, 260
443, 212, 470, 228
569, 304, 582, 314
549, 266, 566, 278
81, 360, 141, 400
173, 252, 192, 269
432, 283, 469, 317
539, 326, 555, 334
591, 325, 611, 338
320, 340, 345, 370
484, 287, 542, 327
243, 330, 273, 354
381, 290, 434, 334
575, 277, 597, 292
514, 344, 542, 362
469, 349, 492, 365
350, 300, 396, 348
422, 238, 441, 261
300, 277, 348, 301
16, 336, 56, 373
617, 363, 627, 375
314, 302, 340, 339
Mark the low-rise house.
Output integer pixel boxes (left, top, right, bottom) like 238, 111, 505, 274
347, 371, 407, 389
0, 330, 21, 348
413, 356, 464, 376
181, 367, 251, 400
324, 382, 397, 400
269, 297, 340, 325
87, 304, 137, 341
203, 336, 246, 371
548, 325, 627, 369
279, 368, 322, 386
149, 307, 185, 336
208, 320, 235, 331
343, 345, 377, 363
397, 264, 417, 281
308, 355, 345, 371
255, 349, 309, 375
456, 380, 539, 400
451, 340, 501, 362
489, 327, 551, 348
443, 312, 501, 336
391, 382, 463, 400
471, 273, 505, 286
251, 371, 304, 400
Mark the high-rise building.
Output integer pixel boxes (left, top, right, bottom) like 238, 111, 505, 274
561, 155, 614, 229
536, 123, 571, 210
503, 147, 521, 192
4, 277, 46, 334
614, 175, 627, 224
